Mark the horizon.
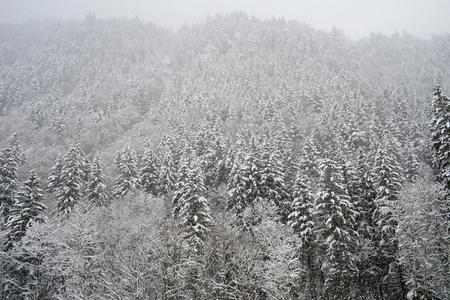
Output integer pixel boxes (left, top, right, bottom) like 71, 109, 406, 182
1, 0, 449, 40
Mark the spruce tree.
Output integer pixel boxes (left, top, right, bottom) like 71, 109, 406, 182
47, 154, 63, 194
431, 85, 450, 191
178, 157, 213, 252
258, 142, 291, 222
86, 154, 108, 206
288, 173, 317, 299
6, 133, 25, 166
139, 140, 159, 196
0, 146, 18, 219
173, 144, 194, 218
4, 170, 46, 250
112, 145, 140, 198
158, 148, 177, 196
372, 147, 405, 299
298, 138, 321, 184
57, 144, 85, 214
316, 159, 359, 300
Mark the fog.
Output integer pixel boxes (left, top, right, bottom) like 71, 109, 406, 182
1, 0, 449, 39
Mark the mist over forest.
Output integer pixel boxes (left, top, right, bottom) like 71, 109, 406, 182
0, 9, 449, 300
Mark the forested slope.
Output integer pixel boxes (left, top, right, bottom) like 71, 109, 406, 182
0, 13, 449, 299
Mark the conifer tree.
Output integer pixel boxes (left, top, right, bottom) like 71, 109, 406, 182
298, 138, 321, 184
173, 144, 194, 218
86, 154, 108, 206
6, 133, 25, 166
178, 157, 213, 252
57, 144, 86, 214
158, 147, 177, 196
258, 141, 291, 222
227, 149, 260, 225
47, 154, 63, 194
431, 85, 450, 192
288, 173, 317, 299
372, 147, 405, 299
0, 146, 18, 218
4, 170, 46, 250
139, 140, 159, 196
316, 159, 359, 300
112, 145, 140, 198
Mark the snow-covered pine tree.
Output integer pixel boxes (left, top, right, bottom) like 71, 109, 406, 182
431, 85, 450, 192
289, 173, 315, 247
4, 170, 46, 250
6, 133, 25, 166
158, 148, 177, 196
178, 157, 213, 252
258, 141, 291, 223
139, 139, 159, 196
288, 173, 317, 299
86, 154, 108, 206
227, 144, 260, 226
298, 138, 321, 185
0, 145, 19, 219
173, 143, 194, 218
372, 147, 405, 299
57, 144, 86, 214
316, 159, 359, 300
47, 154, 63, 194
112, 144, 140, 198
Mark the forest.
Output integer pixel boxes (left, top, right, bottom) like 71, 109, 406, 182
0, 13, 449, 299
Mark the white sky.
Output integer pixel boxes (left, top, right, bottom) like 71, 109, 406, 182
1, 0, 449, 39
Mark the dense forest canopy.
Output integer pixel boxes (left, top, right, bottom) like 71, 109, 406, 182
0, 13, 449, 299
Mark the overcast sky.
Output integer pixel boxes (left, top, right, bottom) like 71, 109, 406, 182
1, 0, 449, 39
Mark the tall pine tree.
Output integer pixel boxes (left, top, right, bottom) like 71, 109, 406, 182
112, 145, 140, 198
86, 154, 108, 206
57, 144, 85, 214
4, 170, 46, 250
316, 159, 359, 300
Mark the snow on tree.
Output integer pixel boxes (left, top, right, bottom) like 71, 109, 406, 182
112, 144, 140, 198
288, 173, 318, 299
47, 154, 63, 194
0, 144, 19, 219
372, 147, 406, 299
173, 143, 194, 218
158, 146, 177, 196
315, 159, 359, 300
178, 156, 213, 252
4, 170, 46, 250
6, 133, 25, 166
431, 85, 450, 192
86, 154, 108, 206
139, 139, 159, 196
298, 138, 321, 184
395, 177, 448, 300
57, 144, 86, 214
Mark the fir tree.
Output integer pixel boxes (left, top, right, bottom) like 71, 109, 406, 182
431, 85, 450, 191
86, 154, 108, 206
0, 146, 18, 219
178, 157, 213, 252
316, 159, 359, 300
139, 140, 159, 196
173, 144, 194, 218
288, 173, 317, 299
6, 133, 25, 166
47, 154, 63, 194
158, 148, 177, 196
372, 147, 405, 299
112, 145, 140, 198
57, 144, 85, 214
298, 138, 321, 184
4, 170, 46, 250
